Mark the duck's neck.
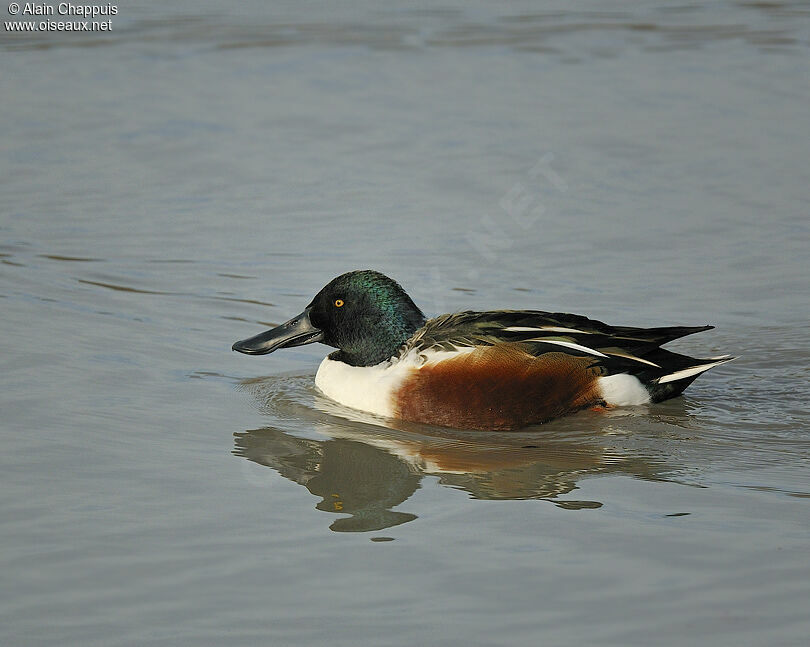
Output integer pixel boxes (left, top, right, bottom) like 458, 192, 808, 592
334, 311, 426, 367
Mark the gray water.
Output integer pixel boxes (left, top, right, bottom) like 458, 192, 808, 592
2, 2, 809, 645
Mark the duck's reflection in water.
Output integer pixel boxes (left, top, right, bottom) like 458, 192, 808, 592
234, 375, 676, 532
235, 431, 420, 532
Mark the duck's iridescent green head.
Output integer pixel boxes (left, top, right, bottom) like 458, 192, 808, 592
232, 270, 426, 367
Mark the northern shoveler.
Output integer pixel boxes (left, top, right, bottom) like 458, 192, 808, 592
232, 270, 733, 431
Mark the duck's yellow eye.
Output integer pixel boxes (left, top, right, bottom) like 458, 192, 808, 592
334, 299, 344, 308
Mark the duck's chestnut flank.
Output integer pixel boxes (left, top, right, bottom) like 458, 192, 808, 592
233, 270, 734, 431
393, 346, 602, 431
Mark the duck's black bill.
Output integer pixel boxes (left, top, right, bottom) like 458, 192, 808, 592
232, 308, 324, 355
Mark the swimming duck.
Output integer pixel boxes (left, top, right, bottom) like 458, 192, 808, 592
232, 270, 733, 431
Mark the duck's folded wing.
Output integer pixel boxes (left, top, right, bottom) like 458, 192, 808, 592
403, 310, 714, 368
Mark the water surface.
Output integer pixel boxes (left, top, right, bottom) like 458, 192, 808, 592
2, 2, 809, 645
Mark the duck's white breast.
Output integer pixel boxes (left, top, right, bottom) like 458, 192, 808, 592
315, 347, 484, 418
314, 349, 474, 418
314, 356, 409, 418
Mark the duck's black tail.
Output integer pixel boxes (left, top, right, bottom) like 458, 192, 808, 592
641, 350, 735, 402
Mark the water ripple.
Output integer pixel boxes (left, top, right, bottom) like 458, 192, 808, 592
3, 3, 807, 54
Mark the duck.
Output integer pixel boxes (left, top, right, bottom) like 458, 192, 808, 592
232, 270, 733, 431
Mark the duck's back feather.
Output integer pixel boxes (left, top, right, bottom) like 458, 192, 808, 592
402, 310, 718, 375
404, 311, 711, 355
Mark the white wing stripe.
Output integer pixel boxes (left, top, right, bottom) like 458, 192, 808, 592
503, 326, 587, 334
656, 358, 733, 384
526, 339, 608, 357
603, 350, 661, 368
